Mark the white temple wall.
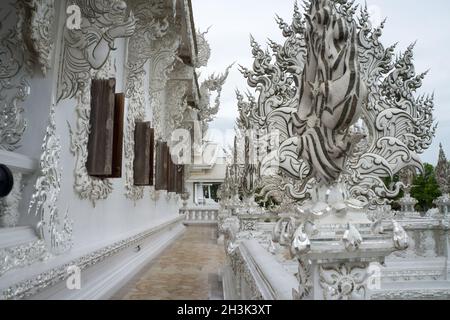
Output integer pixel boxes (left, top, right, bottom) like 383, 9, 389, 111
12, 0, 180, 252
0, 0, 186, 299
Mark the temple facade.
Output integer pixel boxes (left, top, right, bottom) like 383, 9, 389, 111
1, 0, 450, 301
0, 0, 230, 299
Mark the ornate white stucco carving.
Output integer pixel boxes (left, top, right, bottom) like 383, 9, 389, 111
0, 239, 50, 278
238, 1, 436, 207
16, 0, 55, 75
0, 6, 30, 152
61, 0, 136, 204
149, 34, 181, 140
195, 28, 211, 68
223, 0, 439, 301
124, 0, 171, 201
0, 4, 31, 229
2, 216, 183, 300
198, 64, 233, 132
57, 0, 136, 101
292, 258, 313, 300
68, 58, 115, 205
0, 172, 23, 228
165, 80, 188, 141
29, 105, 73, 255
434, 145, 450, 215
319, 264, 369, 300
435, 144, 450, 194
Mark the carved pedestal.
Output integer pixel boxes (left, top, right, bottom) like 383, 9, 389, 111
434, 194, 450, 218
293, 231, 394, 300
399, 193, 419, 215
270, 184, 406, 300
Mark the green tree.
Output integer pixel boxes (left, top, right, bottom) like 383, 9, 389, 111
411, 163, 441, 211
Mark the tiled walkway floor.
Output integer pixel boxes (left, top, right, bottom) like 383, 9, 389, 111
112, 225, 226, 300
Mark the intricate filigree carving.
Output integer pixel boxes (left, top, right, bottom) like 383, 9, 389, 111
63, 0, 136, 204
195, 28, 211, 68
16, 0, 55, 75
149, 34, 181, 140
68, 58, 114, 205
198, 64, 233, 131
292, 258, 312, 300
124, 0, 174, 201
2, 217, 183, 300
165, 80, 188, 139
0, 240, 50, 278
371, 289, 450, 300
319, 263, 369, 300
238, 0, 435, 207
0, 7, 30, 151
57, 0, 136, 101
29, 105, 73, 255
435, 144, 450, 194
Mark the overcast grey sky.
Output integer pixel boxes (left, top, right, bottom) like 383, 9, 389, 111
191, 0, 450, 165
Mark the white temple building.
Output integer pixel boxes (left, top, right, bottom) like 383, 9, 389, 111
0, 0, 229, 300
1, 0, 450, 301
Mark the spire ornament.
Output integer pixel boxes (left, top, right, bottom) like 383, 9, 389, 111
433, 144, 450, 217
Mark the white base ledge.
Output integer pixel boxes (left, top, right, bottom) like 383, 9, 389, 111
1, 217, 185, 300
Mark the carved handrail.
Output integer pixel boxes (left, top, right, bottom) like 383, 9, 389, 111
180, 207, 219, 224
232, 240, 298, 300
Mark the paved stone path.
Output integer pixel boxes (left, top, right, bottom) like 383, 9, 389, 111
112, 225, 226, 300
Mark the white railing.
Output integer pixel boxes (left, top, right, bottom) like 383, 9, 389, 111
180, 207, 219, 224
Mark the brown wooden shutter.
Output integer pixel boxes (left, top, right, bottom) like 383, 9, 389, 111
87, 78, 116, 177
175, 165, 184, 194
155, 141, 163, 190
167, 146, 175, 192
110, 93, 125, 178
155, 141, 168, 190
133, 122, 151, 186
149, 128, 155, 186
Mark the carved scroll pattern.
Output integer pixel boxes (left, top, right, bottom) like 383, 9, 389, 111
16, 0, 55, 76
237, 1, 436, 207
29, 105, 73, 255
124, 0, 175, 201
0, 5, 29, 152
61, 0, 136, 205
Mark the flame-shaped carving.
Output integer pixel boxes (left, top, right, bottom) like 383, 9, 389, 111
237, 0, 436, 207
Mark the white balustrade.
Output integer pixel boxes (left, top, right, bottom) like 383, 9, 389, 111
180, 207, 219, 225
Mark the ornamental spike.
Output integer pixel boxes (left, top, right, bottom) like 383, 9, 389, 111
343, 224, 363, 252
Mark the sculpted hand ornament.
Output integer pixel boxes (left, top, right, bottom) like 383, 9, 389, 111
58, 0, 137, 101
104, 13, 136, 49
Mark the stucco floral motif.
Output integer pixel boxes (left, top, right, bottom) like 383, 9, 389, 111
124, 0, 174, 201
29, 105, 73, 255
195, 28, 211, 68
319, 264, 369, 300
0, 6, 30, 152
293, 258, 312, 300
0, 240, 50, 278
68, 59, 114, 205
57, 0, 136, 101
238, 1, 436, 207
149, 34, 181, 140
16, 0, 55, 75
62, 0, 136, 204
